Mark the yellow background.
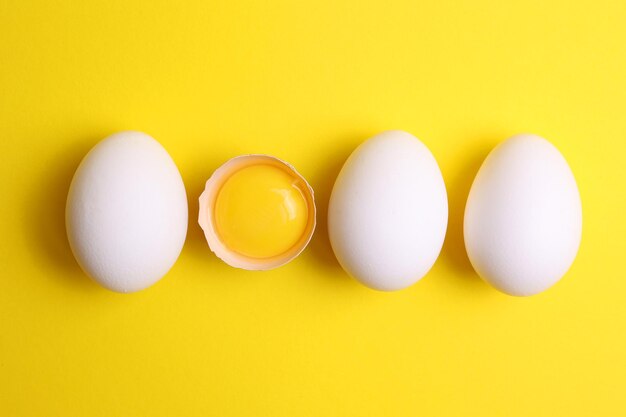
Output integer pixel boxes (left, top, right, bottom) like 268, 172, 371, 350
1, 1, 625, 415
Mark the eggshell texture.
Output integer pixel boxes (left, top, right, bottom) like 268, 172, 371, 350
328, 130, 448, 291
464, 134, 582, 296
66, 131, 188, 293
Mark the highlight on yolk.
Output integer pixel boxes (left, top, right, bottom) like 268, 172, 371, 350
213, 163, 309, 259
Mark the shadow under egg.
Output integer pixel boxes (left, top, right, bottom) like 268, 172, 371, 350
182, 154, 236, 273
305, 138, 360, 280
23, 136, 100, 291
438, 137, 496, 286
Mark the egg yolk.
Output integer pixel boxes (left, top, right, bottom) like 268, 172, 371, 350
213, 163, 309, 259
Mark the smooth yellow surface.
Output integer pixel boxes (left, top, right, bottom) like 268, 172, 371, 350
214, 164, 309, 258
1, 1, 625, 416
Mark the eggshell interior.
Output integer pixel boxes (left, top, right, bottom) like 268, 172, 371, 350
198, 155, 316, 270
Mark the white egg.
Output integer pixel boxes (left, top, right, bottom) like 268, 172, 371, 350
328, 130, 448, 291
66, 131, 188, 293
464, 133, 582, 296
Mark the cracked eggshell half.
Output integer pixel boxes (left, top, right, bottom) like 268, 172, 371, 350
198, 155, 316, 270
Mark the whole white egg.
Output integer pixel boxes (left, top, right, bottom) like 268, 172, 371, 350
328, 130, 448, 291
66, 131, 188, 293
464, 133, 582, 296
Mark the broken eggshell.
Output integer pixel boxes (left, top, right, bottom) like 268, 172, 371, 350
198, 154, 316, 270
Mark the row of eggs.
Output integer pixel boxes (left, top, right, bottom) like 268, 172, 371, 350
66, 130, 582, 296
